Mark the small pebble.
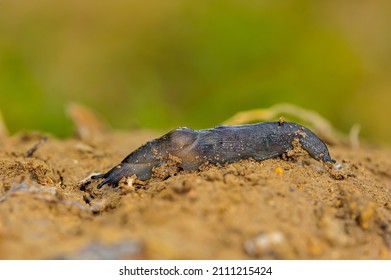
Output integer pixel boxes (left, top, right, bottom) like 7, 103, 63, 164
334, 162, 343, 170
55, 239, 144, 260
244, 231, 286, 257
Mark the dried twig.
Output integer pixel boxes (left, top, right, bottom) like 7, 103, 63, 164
25, 136, 49, 157
0, 110, 8, 138
66, 102, 110, 141
349, 124, 361, 149
223, 103, 359, 146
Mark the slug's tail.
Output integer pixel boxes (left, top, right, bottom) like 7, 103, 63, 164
298, 128, 335, 164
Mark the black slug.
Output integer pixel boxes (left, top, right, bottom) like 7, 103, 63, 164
92, 121, 335, 188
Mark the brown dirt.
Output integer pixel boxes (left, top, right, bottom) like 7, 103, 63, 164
0, 130, 391, 260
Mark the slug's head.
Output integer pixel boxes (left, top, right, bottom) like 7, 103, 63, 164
92, 162, 154, 189
91, 163, 130, 189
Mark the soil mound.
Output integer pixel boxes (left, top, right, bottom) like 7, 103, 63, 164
0, 131, 390, 259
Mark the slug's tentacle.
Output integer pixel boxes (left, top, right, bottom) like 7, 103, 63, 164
92, 122, 334, 188
91, 164, 130, 189
91, 161, 159, 189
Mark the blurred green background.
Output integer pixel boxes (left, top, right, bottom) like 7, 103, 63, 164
0, 0, 390, 143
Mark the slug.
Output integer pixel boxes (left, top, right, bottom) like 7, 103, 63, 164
92, 121, 335, 188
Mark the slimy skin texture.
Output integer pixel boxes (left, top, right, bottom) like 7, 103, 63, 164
92, 122, 335, 188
